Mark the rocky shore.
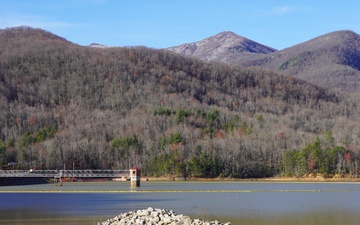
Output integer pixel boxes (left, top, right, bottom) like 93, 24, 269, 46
101, 207, 230, 225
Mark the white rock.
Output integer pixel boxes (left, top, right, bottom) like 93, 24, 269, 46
101, 208, 230, 225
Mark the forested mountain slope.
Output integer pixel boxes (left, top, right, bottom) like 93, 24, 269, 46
240, 30, 360, 92
168, 30, 360, 93
1, 27, 360, 178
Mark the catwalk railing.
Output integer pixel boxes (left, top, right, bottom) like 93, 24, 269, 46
0, 170, 129, 178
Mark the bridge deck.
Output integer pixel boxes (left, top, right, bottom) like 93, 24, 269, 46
0, 170, 130, 178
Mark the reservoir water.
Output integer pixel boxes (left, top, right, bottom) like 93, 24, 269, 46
1, 181, 360, 224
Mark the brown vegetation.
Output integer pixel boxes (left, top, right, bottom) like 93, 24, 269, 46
168, 30, 360, 93
1, 27, 360, 179
239, 30, 360, 92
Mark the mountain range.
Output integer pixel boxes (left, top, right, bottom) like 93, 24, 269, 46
167, 30, 360, 92
1, 26, 360, 179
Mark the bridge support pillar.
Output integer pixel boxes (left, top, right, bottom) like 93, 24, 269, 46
130, 167, 140, 187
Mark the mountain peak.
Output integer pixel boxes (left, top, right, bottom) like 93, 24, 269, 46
280, 30, 360, 52
322, 30, 358, 39
167, 31, 276, 63
213, 31, 242, 39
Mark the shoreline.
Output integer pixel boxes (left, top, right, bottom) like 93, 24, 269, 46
142, 176, 360, 183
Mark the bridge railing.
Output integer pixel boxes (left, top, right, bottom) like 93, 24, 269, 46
0, 170, 129, 178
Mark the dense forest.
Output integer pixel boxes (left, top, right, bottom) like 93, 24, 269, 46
1, 26, 360, 179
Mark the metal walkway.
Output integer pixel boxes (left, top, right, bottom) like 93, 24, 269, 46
0, 170, 129, 178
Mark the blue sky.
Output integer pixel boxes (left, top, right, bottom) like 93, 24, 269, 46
1, 0, 360, 50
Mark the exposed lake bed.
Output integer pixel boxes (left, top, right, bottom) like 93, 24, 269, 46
1, 181, 360, 225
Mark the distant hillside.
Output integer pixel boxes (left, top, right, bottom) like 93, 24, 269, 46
168, 30, 360, 92
239, 30, 360, 92
1, 27, 360, 179
167, 31, 276, 63
89, 43, 111, 48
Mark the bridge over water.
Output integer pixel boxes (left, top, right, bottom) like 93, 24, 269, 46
0, 170, 130, 179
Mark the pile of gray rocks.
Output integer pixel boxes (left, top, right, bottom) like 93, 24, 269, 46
101, 207, 231, 225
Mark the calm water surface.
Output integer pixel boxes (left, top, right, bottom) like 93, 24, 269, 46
1, 181, 360, 225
